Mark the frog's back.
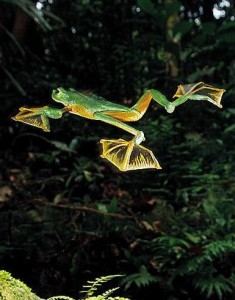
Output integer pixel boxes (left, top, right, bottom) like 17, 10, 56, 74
67, 91, 129, 119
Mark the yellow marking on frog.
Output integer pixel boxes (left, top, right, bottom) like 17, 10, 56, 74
66, 105, 95, 119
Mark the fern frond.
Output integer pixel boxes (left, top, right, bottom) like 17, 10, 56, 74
174, 239, 235, 276
122, 265, 160, 290
81, 275, 123, 297
101, 287, 120, 298
193, 274, 235, 300
205, 240, 235, 259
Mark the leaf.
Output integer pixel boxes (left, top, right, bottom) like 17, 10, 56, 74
80, 275, 123, 297
137, 0, 156, 17
224, 124, 235, 133
217, 21, 235, 33
97, 203, 108, 213
184, 232, 201, 244
165, 1, 181, 18
173, 21, 194, 40
50, 141, 75, 153
152, 236, 190, 249
218, 32, 235, 45
201, 22, 217, 35
194, 275, 235, 300
107, 198, 118, 213
122, 265, 160, 290
138, 0, 180, 27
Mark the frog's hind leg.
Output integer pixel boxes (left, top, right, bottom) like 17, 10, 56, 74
100, 138, 161, 171
94, 112, 161, 171
104, 91, 153, 121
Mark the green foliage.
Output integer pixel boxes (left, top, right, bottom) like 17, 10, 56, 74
80, 275, 124, 297
0, 272, 129, 300
124, 196, 235, 299
0, 270, 40, 300
138, 0, 180, 26
193, 275, 235, 300
122, 266, 160, 289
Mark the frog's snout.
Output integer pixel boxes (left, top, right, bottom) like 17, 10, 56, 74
52, 88, 59, 96
52, 87, 69, 104
52, 88, 62, 101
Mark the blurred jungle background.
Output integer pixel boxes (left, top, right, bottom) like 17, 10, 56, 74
0, 0, 235, 299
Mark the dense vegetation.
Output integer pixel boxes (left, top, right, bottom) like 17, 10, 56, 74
0, 271, 128, 299
0, 0, 234, 299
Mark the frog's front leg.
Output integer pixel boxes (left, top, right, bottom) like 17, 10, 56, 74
94, 112, 161, 171
12, 106, 65, 132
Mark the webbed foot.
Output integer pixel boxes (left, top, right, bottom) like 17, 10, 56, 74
100, 138, 161, 171
173, 82, 225, 108
12, 106, 51, 132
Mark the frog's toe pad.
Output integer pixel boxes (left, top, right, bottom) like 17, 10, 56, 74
100, 138, 161, 171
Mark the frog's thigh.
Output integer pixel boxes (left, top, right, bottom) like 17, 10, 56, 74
102, 109, 141, 122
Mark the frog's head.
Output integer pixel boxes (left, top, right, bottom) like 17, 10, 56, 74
52, 87, 71, 105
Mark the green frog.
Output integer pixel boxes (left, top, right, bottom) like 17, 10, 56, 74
12, 82, 225, 171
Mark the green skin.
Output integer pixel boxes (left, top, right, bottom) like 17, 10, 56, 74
41, 87, 214, 144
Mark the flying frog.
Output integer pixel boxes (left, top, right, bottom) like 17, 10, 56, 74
12, 82, 225, 171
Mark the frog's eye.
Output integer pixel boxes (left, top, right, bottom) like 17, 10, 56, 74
57, 87, 65, 93
54, 87, 66, 94
52, 88, 61, 95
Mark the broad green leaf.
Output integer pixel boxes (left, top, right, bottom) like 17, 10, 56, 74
184, 232, 201, 244
137, 0, 156, 17
201, 22, 217, 35
173, 21, 194, 40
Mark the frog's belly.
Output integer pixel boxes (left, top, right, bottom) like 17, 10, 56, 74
67, 105, 95, 120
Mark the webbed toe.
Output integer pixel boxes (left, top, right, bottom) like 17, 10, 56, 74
100, 138, 161, 171
12, 106, 50, 132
